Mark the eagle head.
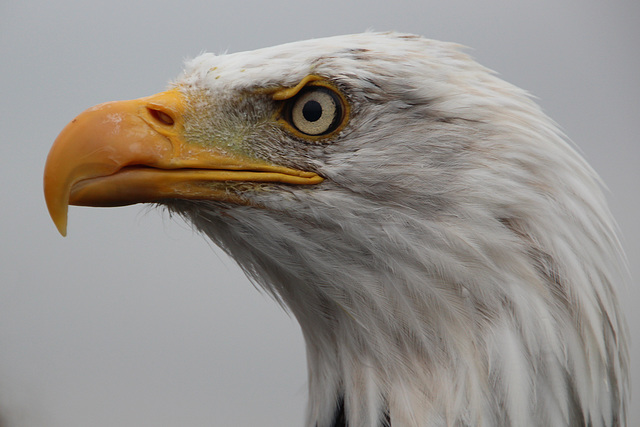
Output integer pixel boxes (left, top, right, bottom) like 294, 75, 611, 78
44, 33, 628, 426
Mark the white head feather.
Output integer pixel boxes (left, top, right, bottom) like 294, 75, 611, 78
165, 33, 628, 426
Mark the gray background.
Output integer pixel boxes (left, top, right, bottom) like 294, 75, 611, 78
1, 0, 638, 425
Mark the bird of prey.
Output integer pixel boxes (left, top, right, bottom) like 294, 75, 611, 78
44, 33, 628, 427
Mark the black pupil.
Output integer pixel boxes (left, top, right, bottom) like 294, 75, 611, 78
302, 100, 323, 122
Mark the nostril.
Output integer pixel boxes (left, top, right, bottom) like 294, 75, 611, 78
148, 108, 175, 126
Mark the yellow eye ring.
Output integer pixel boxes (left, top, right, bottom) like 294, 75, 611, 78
273, 77, 349, 141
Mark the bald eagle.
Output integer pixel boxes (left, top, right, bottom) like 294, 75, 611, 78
44, 33, 628, 426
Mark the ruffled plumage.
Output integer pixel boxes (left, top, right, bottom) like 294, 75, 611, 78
168, 33, 628, 426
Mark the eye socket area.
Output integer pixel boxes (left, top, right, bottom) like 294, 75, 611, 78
283, 85, 346, 137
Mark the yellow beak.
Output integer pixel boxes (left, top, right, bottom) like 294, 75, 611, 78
43, 89, 323, 236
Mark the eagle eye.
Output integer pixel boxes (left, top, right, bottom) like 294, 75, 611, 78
286, 86, 345, 137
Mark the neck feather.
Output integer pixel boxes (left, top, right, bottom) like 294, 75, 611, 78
172, 170, 626, 426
